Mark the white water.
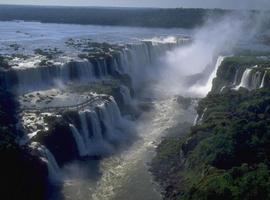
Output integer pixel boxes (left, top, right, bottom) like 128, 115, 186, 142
220, 86, 226, 92
70, 124, 88, 157
0, 20, 188, 95
120, 85, 133, 106
233, 69, 240, 86
30, 142, 62, 183
3, 41, 182, 94
6, 61, 96, 93
189, 56, 225, 97
193, 114, 199, 125
62, 97, 195, 200
251, 71, 262, 89
260, 71, 267, 88
89, 111, 103, 141
233, 67, 269, 90
68, 98, 134, 157
235, 68, 253, 90
196, 108, 207, 125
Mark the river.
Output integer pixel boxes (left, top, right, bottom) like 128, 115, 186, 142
60, 95, 195, 200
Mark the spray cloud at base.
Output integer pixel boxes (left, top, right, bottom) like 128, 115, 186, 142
148, 12, 268, 97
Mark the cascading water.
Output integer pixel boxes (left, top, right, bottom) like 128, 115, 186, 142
260, 71, 267, 88
119, 85, 133, 106
234, 66, 267, 91
67, 97, 133, 157
233, 69, 240, 86
193, 114, 199, 125
189, 56, 225, 97
76, 60, 95, 82
120, 42, 182, 89
62, 97, 196, 200
2, 41, 182, 94
194, 108, 207, 125
220, 86, 226, 92
11, 36, 187, 199
30, 142, 62, 183
96, 99, 124, 143
69, 124, 88, 157
235, 68, 253, 90
204, 57, 225, 92
251, 71, 262, 90
4, 60, 96, 94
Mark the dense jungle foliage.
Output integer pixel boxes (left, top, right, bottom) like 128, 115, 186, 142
152, 87, 270, 200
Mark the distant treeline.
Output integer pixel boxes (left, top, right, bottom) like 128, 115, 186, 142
0, 5, 229, 28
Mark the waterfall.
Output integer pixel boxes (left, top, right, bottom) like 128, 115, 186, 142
76, 60, 95, 82
251, 71, 262, 89
1, 40, 183, 94
66, 97, 127, 157
193, 108, 207, 125
233, 69, 240, 86
79, 111, 91, 145
198, 108, 207, 124
30, 142, 62, 183
119, 49, 132, 74
205, 56, 225, 91
189, 56, 225, 96
260, 71, 267, 88
120, 41, 181, 88
193, 114, 199, 125
5, 61, 96, 93
89, 110, 103, 140
220, 86, 226, 92
235, 68, 253, 90
120, 85, 133, 106
69, 124, 88, 157
97, 99, 122, 141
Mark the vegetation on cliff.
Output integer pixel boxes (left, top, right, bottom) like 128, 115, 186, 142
151, 59, 270, 200
211, 55, 270, 93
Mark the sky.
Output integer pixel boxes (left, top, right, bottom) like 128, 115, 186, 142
0, 0, 270, 10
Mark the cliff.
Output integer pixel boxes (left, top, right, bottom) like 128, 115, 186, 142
151, 54, 270, 200
0, 88, 49, 200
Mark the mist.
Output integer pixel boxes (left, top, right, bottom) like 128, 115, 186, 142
149, 11, 269, 97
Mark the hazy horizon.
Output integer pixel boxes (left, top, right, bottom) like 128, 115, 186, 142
0, 0, 269, 10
